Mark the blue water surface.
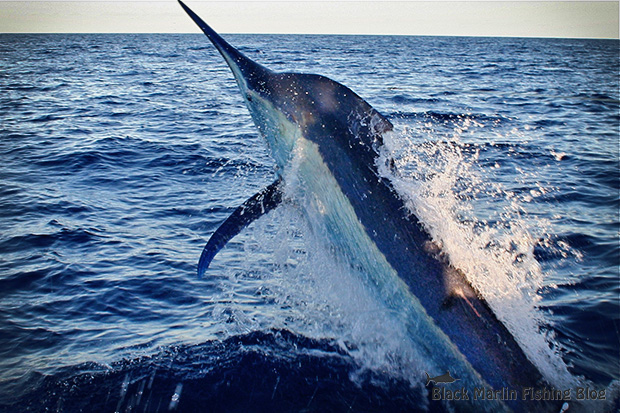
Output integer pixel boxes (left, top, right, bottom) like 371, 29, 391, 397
0, 34, 618, 412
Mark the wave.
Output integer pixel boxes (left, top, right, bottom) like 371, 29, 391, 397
0, 330, 425, 412
389, 110, 511, 126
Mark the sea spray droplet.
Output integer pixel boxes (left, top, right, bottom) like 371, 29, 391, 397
115, 374, 130, 413
168, 383, 183, 410
135, 379, 146, 407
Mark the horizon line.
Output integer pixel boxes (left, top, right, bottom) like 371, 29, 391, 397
1, 32, 618, 40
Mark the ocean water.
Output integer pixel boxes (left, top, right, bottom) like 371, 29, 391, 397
0, 33, 618, 411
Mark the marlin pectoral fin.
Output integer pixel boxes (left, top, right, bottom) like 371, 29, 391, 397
197, 177, 284, 277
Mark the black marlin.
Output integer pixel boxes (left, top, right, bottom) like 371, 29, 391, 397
178, 2, 559, 410
426, 371, 459, 386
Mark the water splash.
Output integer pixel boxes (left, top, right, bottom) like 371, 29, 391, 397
377, 119, 577, 388
207, 118, 579, 392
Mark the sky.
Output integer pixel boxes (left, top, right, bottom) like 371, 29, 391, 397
0, 1, 618, 38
